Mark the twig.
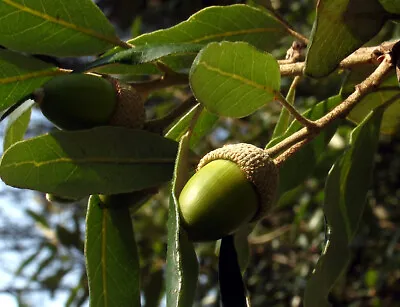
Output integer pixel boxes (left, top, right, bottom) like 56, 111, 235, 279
270, 53, 394, 164
279, 42, 396, 77
248, 225, 291, 244
270, 76, 301, 140
129, 72, 188, 98
273, 91, 318, 130
262, 6, 308, 45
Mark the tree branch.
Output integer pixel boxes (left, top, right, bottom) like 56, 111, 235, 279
273, 90, 318, 130
269, 52, 394, 165
279, 41, 397, 77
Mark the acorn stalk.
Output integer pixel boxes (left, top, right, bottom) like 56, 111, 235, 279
178, 143, 279, 242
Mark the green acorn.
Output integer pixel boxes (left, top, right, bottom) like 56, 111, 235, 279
36, 74, 145, 130
178, 143, 279, 242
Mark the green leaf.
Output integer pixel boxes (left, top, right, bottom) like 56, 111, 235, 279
343, 66, 400, 135
56, 225, 83, 250
26, 209, 50, 228
85, 195, 140, 307
80, 43, 204, 73
93, 62, 160, 76
166, 133, 198, 307
65, 273, 86, 307
271, 77, 298, 139
379, 0, 400, 13
40, 267, 70, 295
304, 107, 384, 307
0, 0, 121, 56
30, 250, 57, 282
3, 99, 34, 151
98, 4, 288, 75
0, 50, 57, 110
233, 225, 252, 274
305, 0, 388, 77
165, 104, 219, 148
0, 127, 178, 198
267, 95, 343, 195
15, 247, 43, 276
190, 41, 280, 118
128, 4, 287, 51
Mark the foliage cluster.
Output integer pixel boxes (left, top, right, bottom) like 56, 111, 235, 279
0, 0, 399, 306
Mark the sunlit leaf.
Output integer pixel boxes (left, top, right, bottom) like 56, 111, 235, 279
304, 107, 384, 307
166, 133, 198, 307
128, 5, 287, 51
3, 99, 34, 151
0, 127, 178, 198
97, 4, 289, 75
85, 195, 140, 307
165, 104, 219, 148
0, 0, 122, 56
0, 50, 58, 110
190, 41, 280, 118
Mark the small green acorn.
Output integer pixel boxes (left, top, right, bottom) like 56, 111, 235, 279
178, 143, 279, 242
36, 74, 145, 130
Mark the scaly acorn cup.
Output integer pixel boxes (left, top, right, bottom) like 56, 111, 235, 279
178, 143, 279, 242
36, 74, 145, 130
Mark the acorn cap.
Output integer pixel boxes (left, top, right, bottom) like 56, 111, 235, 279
197, 143, 278, 220
109, 80, 146, 129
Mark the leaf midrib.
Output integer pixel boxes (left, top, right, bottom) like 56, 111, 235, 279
3, 0, 120, 46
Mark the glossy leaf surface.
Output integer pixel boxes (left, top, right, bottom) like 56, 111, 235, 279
0, 0, 120, 56
166, 133, 198, 307
304, 108, 384, 307
0, 127, 178, 198
85, 195, 140, 307
128, 4, 287, 51
97, 4, 288, 75
305, 0, 388, 77
190, 42, 280, 118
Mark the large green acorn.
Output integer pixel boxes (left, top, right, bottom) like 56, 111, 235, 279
178, 143, 279, 242
36, 74, 145, 130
